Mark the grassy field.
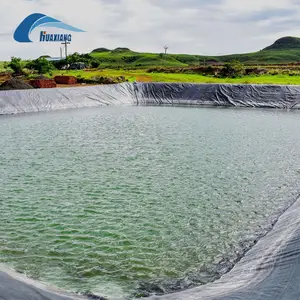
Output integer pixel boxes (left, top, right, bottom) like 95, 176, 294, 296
51, 69, 300, 85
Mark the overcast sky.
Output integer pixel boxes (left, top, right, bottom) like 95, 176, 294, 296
0, 0, 299, 60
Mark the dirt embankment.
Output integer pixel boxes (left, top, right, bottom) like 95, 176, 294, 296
0, 78, 34, 90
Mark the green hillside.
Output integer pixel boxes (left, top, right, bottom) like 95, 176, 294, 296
90, 37, 300, 67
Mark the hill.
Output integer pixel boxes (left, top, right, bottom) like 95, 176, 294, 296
263, 37, 300, 51
90, 37, 300, 67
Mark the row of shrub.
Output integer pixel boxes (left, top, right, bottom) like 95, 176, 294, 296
147, 61, 300, 78
7, 53, 102, 76
147, 62, 249, 78
77, 75, 127, 85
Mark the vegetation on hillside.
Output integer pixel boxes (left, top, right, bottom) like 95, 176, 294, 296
88, 37, 300, 67
90, 49, 300, 67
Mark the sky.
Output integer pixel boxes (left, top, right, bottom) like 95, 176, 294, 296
0, 0, 300, 60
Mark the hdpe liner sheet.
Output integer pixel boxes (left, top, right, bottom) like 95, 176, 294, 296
133, 82, 300, 108
2, 82, 300, 113
2, 82, 300, 300
0, 83, 134, 115
0, 271, 83, 300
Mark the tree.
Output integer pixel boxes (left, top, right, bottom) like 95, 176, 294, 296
65, 52, 93, 64
9, 57, 23, 75
220, 60, 245, 78
51, 53, 97, 70
27, 58, 54, 74
164, 46, 168, 54
90, 60, 100, 68
66, 52, 81, 64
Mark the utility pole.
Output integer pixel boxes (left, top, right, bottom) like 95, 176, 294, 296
164, 46, 168, 54
61, 41, 71, 59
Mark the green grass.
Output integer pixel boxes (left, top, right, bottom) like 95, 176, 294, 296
50, 69, 300, 85
140, 73, 300, 85
91, 50, 188, 67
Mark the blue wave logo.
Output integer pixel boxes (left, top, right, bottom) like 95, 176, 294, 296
14, 13, 85, 43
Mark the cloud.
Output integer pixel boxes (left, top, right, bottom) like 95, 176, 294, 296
233, 8, 296, 22
0, 0, 300, 60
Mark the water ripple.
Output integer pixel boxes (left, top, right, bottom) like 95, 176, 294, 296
1, 107, 300, 298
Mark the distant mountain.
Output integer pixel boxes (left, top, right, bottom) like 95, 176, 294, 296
91, 48, 110, 53
263, 37, 300, 51
91, 47, 132, 53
